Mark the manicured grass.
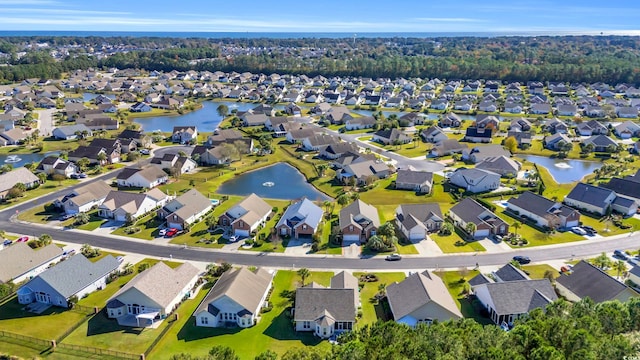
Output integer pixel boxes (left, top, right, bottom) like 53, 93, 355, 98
75, 210, 105, 231
1, 179, 79, 211
0, 298, 89, 340
86, 251, 123, 263
498, 209, 585, 247
429, 232, 486, 253
0, 337, 116, 360
111, 213, 162, 240
579, 214, 640, 237
148, 270, 332, 360
522, 264, 559, 280
435, 270, 492, 325
354, 272, 406, 326
17, 205, 61, 224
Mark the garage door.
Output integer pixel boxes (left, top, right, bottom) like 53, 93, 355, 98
115, 214, 127, 222
475, 229, 490, 238
343, 234, 360, 244
409, 229, 426, 241
235, 229, 250, 237
565, 220, 579, 228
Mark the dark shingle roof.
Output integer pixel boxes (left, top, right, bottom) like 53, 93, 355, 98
556, 260, 636, 303
565, 183, 615, 208
293, 287, 356, 322
602, 178, 640, 201
494, 263, 530, 282
480, 279, 557, 315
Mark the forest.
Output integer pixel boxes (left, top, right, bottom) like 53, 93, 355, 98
1, 35, 640, 84
168, 297, 640, 360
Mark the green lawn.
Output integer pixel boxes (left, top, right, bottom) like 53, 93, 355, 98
75, 210, 105, 231
3, 179, 79, 212
522, 264, 559, 280
17, 205, 62, 224
435, 270, 492, 325
111, 213, 161, 240
429, 232, 486, 253
148, 270, 332, 360
86, 251, 123, 263
0, 298, 89, 340
0, 336, 118, 360
499, 209, 585, 247
354, 272, 406, 326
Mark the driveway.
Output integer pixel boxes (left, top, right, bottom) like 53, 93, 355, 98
35, 108, 57, 137
284, 238, 313, 256
93, 220, 124, 235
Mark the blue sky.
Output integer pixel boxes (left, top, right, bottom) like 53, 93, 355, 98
0, 0, 639, 33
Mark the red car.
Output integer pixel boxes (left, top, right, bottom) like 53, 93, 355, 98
17, 236, 29, 242
165, 228, 178, 237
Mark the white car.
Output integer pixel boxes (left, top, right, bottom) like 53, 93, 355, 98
158, 229, 167, 236
571, 227, 587, 235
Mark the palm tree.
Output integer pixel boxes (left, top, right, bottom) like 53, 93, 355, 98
465, 222, 477, 239
336, 193, 350, 208
297, 268, 311, 286
613, 259, 627, 280
376, 283, 387, 300
512, 221, 522, 236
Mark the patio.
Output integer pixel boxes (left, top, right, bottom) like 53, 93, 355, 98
115, 313, 164, 329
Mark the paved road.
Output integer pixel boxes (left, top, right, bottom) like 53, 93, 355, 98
35, 108, 57, 137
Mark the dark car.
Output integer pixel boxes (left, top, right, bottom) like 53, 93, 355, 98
385, 253, 402, 261
70, 174, 80, 179
513, 255, 531, 264
78, 173, 87, 179
582, 225, 596, 233
614, 250, 628, 260
2, 239, 12, 246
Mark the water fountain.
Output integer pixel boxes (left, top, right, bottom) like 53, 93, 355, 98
4, 155, 21, 163
262, 181, 275, 187
554, 163, 572, 169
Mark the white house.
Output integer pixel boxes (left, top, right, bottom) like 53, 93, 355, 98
116, 166, 169, 189
106, 262, 200, 327
55, 181, 113, 214
98, 188, 172, 222
564, 182, 616, 216
193, 267, 274, 328
448, 168, 501, 193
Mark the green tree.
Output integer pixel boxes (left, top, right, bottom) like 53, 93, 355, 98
96, 152, 108, 164
592, 252, 612, 270
336, 193, 350, 208
465, 222, 477, 238
74, 212, 90, 225
208, 345, 239, 360
613, 259, 627, 279
504, 136, 518, 153
297, 268, 311, 286
216, 104, 229, 118
512, 221, 521, 236
77, 157, 90, 172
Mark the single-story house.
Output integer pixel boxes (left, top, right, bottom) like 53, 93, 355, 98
395, 169, 433, 194
430, 139, 467, 157
555, 260, 639, 303
448, 168, 500, 194
98, 188, 172, 222
107, 262, 200, 327
372, 128, 411, 145
395, 203, 444, 241
51, 124, 93, 140
218, 193, 272, 237
507, 191, 580, 229
35, 156, 79, 178
420, 126, 448, 144
475, 156, 520, 177
449, 198, 508, 238
339, 199, 380, 244
116, 166, 168, 189
55, 181, 113, 214
157, 189, 212, 230
172, 126, 198, 144
564, 182, 616, 216
275, 198, 324, 239
193, 267, 274, 328
387, 271, 462, 326
0, 243, 63, 284
544, 133, 572, 151
0, 167, 41, 200
17, 255, 119, 308
581, 135, 618, 152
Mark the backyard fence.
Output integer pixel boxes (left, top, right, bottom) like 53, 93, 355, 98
143, 313, 179, 357
55, 305, 99, 343
0, 330, 51, 348
56, 342, 140, 360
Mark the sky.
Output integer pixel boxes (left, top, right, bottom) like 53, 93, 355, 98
0, 0, 639, 34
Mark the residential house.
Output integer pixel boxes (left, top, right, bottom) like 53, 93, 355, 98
506, 191, 580, 229
193, 267, 274, 328
462, 145, 511, 164
51, 124, 93, 140
430, 99, 449, 110
116, 165, 168, 189
449, 168, 500, 194
473, 279, 557, 325
491, 263, 530, 283
617, 107, 638, 118
615, 121, 640, 139
544, 118, 569, 134
463, 127, 493, 143
372, 128, 411, 145
395, 204, 443, 241
0, 128, 26, 145
192, 146, 231, 166
67, 146, 113, 165
430, 139, 467, 157
205, 128, 245, 147
294, 273, 358, 338
172, 126, 198, 144
506, 131, 532, 148
35, 156, 78, 178
344, 116, 376, 130
530, 103, 552, 115
218, 193, 272, 237
557, 104, 578, 116
577, 120, 608, 136
386, 271, 462, 326
544, 133, 572, 151
130, 102, 152, 113
157, 189, 212, 230
564, 182, 616, 216
0, 167, 40, 199
150, 153, 197, 176
17, 255, 119, 308
475, 156, 520, 177
504, 102, 523, 114
336, 159, 392, 185
420, 126, 448, 144
629, 266, 640, 287
302, 134, 340, 152
98, 188, 171, 221
601, 177, 640, 215
339, 200, 380, 244
76, 115, 119, 130
449, 198, 508, 238
107, 262, 200, 326
320, 142, 359, 160
555, 260, 639, 303
439, 113, 462, 128
395, 169, 433, 194
117, 129, 152, 148
55, 181, 112, 214
453, 100, 473, 112
275, 198, 324, 239
0, 243, 63, 284
509, 118, 531, 132
582, 135, 618, 152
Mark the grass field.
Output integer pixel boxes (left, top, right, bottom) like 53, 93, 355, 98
354, 272, 406, 325
429, 232, 486, 253
148, 270, 332, 360
522, 264, 560, 279
435, 270, 492, 325
0, 298, 89, 340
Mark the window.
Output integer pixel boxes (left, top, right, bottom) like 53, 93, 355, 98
201, 316, 208, 325
349, 225, 353, 231
302, 224, 307, 230
303, 321, 311, 329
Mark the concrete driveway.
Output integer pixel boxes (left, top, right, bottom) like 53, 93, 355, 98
35, 108, 57, 137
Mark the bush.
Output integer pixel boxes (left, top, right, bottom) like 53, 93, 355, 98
137, 263, 150, 273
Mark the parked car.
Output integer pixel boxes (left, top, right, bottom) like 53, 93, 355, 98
582, 225, 597, 233
59, 213, 74, 221
560, 264, 573, 273
17, 236, 28, 242
70, 174, 80, 179
116, 256, 124, 263
158, 229, 167, 236
571, 227, 587, 235
386, 253, 402, 261
614, 250, 629, 260
229, 235, 238, 243
78, 173, 87, 179
513, 255, 531, 264
3, 239, 12, 246
165, 228, 178, 237
494, 235, 503, 242
139, 149, 150, 155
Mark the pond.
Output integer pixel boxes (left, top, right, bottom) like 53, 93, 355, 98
0, 152, 58, 168
217, 162, 330, 201
518, 154, 603, 184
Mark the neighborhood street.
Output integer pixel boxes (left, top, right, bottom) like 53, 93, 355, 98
35, 108, 57, 137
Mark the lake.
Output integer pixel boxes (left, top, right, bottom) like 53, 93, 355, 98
518, 154, 603, 184
0, 152, 58, 168
217, 162, 330, 201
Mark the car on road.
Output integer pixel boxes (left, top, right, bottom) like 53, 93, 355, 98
3, 239, 12, 246
158, 229, 167, 236
571, 227, 587, 235
613, 250, 628, 260
165, 228, 178, 237
513, 255, 531, 264
17, 236, 28, 242
385, 253, 402, 261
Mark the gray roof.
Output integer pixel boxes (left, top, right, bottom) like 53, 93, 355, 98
582, 135, 617, 148
26, 254, 119, 298
0, 167, 40, 193
450, 198, 506, 229
603, 178, 640, 201
294, 287, 356, 322
386, 271, 462, 321
507, 191, 577, 219
195, 267, 273, 316
468, 273, 493, 287
494, 263, 530, 282
330, 271, 359, 290
276, 198, 324, 231
565, 182, 615, 208
0, 243, 63, 283
110, 262, 200, 309
556, 260, 637, 303
396, 169, 433, 186
475, 156, 519, 175
53, 124, 92, 137
117, 165, 167, 182
396, 203, 443, 229
479, 279, 557, 315
339, 199, 380, 230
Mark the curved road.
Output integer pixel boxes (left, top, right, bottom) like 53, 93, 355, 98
0, 147, 638, 270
